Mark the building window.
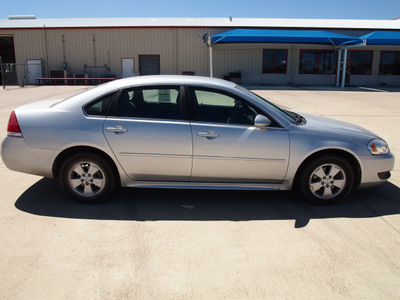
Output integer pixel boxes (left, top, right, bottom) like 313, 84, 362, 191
348, 51, 373, 75
379, 51, 400, 75
299, 50, 337, 74
263, 49, 287, 74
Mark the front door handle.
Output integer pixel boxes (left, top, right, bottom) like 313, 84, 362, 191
106, 126, 128, 134
198, 131, 220, 140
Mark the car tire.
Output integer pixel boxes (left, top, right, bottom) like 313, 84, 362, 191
60, 153, 115, 203
298, 155, 354, 205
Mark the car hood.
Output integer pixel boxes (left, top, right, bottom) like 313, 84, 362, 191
300, 113, 377, 138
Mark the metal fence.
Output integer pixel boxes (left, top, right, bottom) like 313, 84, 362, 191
1, 59, 27, 88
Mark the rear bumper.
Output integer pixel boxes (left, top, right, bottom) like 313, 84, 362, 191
1, 136, 58, 178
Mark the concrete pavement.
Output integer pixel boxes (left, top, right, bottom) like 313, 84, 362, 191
0, 85, 400, 299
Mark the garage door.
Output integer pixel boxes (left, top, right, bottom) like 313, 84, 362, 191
139, 55, 160, 75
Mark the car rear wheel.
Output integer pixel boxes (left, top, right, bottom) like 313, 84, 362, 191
60, 153, 115, 203
298, 155, 354, 205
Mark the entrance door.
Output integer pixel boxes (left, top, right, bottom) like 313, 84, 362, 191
139, 55, 160, 75
122, 58, 135, 78
27, 59, 42, 84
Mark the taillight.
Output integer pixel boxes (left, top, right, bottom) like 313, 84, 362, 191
7, 111, 23, 137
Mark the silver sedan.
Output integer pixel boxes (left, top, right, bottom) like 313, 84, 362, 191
1, 76, 395, 204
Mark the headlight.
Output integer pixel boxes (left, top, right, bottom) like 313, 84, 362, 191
367, 139, 389, 155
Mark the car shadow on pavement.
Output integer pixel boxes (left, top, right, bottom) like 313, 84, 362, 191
15, 178, 400, 228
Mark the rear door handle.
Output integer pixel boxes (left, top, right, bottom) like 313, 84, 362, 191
198, 131, 220, 140
106, 126, 128, 134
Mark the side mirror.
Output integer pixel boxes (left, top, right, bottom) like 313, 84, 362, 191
254, 114, 271, 129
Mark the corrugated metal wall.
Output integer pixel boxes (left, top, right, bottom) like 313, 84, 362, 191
47, 28, 180, 75
5, 28, 186, 76
1, 27, 400, 86
4, 27, 224, 78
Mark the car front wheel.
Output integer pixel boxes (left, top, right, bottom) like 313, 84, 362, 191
60, 153, 115, 203
298, 155, 354, 205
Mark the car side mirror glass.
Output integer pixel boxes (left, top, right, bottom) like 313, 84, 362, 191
254, 114, 271, 129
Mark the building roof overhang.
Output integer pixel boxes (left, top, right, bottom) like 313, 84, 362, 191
360, 30, 400, 45
211, 29, 365, 47
0, 17, 399, 30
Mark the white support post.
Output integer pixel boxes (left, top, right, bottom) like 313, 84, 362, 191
336, 50, 342, 87
341, 49, 348, 88
208, 35, 213, 78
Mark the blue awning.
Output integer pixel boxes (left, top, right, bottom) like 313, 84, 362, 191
211, 29, 364, 46
360, 31, 400, 45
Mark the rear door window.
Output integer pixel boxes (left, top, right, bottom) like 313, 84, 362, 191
114, 86, 182, 120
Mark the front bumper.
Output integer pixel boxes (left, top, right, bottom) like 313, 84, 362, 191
358, 151, 395, 188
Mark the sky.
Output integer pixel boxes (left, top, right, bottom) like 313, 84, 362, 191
1, 0, 400, 20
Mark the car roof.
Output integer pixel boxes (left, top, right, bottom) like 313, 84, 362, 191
104, 75, 236, 90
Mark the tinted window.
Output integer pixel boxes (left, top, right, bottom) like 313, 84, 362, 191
300, 50, 337, 74
191, 88, 261, 125
263, 49, 287, 74
349, 51, 373, 75
116, 86, 181, 120
379, 51, 400, 75
84, 92, 116, 116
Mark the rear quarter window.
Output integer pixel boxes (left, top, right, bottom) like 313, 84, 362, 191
84, 92, 116, 116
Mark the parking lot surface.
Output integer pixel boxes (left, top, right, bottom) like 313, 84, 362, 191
1, 84, 400, 299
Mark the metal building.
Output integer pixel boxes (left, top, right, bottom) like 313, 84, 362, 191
1, 17, 400, 86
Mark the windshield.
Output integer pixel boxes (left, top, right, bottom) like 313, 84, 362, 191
235, 85, 297, 123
